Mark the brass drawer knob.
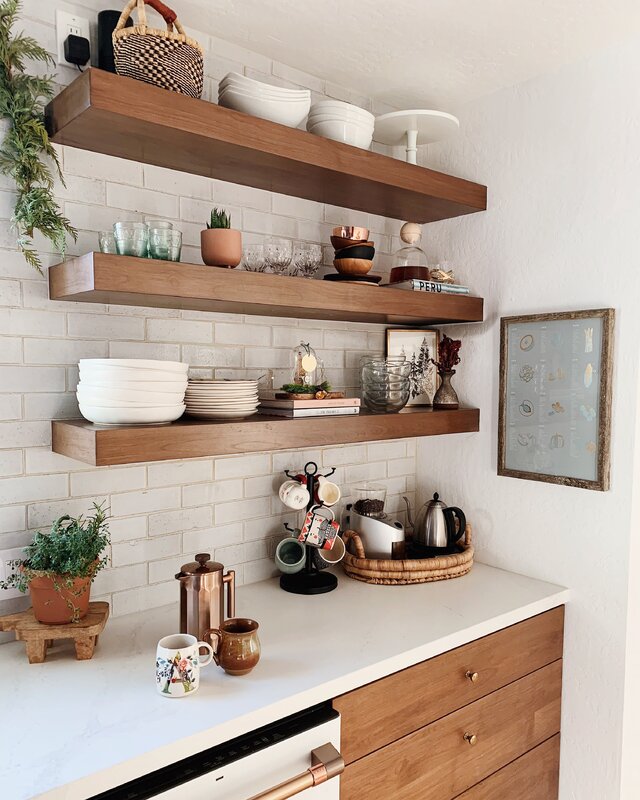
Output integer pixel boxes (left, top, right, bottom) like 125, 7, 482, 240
464, 732, 478, 746
465, 670, 479, 683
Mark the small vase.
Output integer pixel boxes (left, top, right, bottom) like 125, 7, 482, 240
433, 370, 459, 410
201, 228, 242, 268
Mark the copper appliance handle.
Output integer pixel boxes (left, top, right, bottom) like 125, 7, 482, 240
223, 569, 236, 618
246, 743, 344, 800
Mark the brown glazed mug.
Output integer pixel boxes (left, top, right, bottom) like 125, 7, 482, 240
206, 618, 261, 676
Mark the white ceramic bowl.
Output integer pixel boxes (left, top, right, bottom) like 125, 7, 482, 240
307, 119, 373, 149
219, 82, 309, 101
77, 385, 185, 404
79, 404, 185, 425
79, 367, 189, 383
79, 358, 188, 373
220, 72, 310, 98
80, 379, 188, 393
218, 91, 310, 127
218, 86, 310, 104
307, 113, 374, 131
310, 100, 374, 122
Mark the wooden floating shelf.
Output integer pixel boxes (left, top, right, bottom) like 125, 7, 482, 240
52, 408, 480, 466
46, 69, 487, 223
49, 253, 484, 325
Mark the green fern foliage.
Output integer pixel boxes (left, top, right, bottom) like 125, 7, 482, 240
0, 0, 77, 273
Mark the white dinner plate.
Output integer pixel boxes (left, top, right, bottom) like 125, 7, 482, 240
80, 368, 188, 383
79, 404, 185, 425
79, 358, 188, 373
186, 409, 259, 419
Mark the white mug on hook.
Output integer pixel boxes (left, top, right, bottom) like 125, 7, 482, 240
316, 475, 341, 506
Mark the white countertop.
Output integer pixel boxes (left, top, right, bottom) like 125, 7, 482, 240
0, 563, 568, 800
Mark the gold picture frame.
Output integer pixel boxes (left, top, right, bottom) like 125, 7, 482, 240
498, 308, 614, 491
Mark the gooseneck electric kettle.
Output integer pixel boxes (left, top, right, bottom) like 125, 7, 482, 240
175, 554, 235, 643
406, 493, 466, 550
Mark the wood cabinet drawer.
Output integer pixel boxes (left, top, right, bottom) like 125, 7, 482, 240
340, 659, 562, 800
454, 735, 560, 799
334, 606, 564, 763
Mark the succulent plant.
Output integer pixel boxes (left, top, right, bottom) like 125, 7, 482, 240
207, 207, 232, 229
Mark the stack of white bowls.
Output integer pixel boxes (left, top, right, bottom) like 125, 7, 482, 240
77, 359, 188, 425
218, 72, 311, 128
185, 379, 260, 419
307, 100, 375, 149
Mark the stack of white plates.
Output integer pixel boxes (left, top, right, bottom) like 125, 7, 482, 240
77, 359, 188, 425
218, 72, 311, 128
185, 379, 260, 419
307, 100, 375, 149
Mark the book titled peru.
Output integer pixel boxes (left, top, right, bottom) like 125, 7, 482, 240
387, 279, 470, 295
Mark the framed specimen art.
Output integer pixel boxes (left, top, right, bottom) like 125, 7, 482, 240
386, 328, 439, 405
498, 309, 614, 490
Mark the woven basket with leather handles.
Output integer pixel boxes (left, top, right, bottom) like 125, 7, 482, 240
113, 0, 204, 98
342, 524, 474, 585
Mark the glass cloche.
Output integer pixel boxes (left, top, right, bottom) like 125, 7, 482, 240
390, 222, 430, 283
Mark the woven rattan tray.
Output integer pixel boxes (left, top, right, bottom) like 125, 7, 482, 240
342, 524, 473, 585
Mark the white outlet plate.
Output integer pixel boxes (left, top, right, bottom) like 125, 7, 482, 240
0, 547, 27, 600
55, 10, 91, 67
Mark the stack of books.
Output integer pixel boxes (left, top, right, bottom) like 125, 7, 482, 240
385, 278, 470, 295
258, 397, 361, 418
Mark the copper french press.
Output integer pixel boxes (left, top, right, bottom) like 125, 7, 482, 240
175, 554, 235, 643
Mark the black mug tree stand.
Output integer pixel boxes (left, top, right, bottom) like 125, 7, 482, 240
279, 461, 338, 595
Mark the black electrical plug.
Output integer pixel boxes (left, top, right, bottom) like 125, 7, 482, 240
64, 34, 90, 68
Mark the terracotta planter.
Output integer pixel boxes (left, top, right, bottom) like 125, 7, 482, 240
29, 572, 93, 624
201, 228, 242, 268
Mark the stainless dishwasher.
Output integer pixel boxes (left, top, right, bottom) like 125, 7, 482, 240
90, 704, 342, 800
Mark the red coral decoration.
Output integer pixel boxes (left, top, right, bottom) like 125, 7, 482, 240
431, 335, 462, 372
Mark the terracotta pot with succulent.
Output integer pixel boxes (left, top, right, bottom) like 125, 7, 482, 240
431, 335, 462, 409
0, 0, 77, 273
0, 504, 110, 624
201, 207, 242, 267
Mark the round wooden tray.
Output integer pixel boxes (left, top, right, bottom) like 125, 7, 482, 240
342, 524, 473, 585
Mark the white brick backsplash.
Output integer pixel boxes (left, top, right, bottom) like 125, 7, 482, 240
0, 450, 22, 477
215, 322, 272, 346
108, 516, 148, 543
24, 339, 107, 365
68, 313, 145, 341
148, 460, 213, 488
147, 318, 213, 344
0, 308, 64, 337
94, 564, 148, 595
182, 478, 244, 507
183, 523, 243, 553
0, 474, 67, 505
71, 467, 146, 498
112, 534, 181, 567
143, 164, 212, 200
216, 454, 271, 479
0, 421, 50, 448
0, 15, 419, 621
0, 394, 20, 420
215, 497, 270, 524
111, 581, 176, 617
149, 506, 212, 536
111, 487, 181, 518
0, 505, 25, 533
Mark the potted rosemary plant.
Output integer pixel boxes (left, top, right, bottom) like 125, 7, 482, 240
0, 504, 110, 624
201, 207, 242, 267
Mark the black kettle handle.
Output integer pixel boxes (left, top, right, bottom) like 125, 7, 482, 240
444, 507, 466, 542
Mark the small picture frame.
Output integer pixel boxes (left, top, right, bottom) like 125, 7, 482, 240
498, 308, 614, 491
386, 328, 440, 406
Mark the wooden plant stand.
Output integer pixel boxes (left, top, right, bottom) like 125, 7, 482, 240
0, 601, 109, 663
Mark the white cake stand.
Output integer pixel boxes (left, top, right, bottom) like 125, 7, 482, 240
374, 109, 460, 164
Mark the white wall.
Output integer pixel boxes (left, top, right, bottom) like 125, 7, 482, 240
417, 41, 640, 800
0, 1, 415, 622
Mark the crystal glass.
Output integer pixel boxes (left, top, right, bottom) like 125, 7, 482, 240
98, 231, 117, 254
113, 222, 149, 258
293, 242, 323, 278
242, 244, 266, 272
147, 220, 173, 231
361, 357, 411, 414
149, 229, 182, 261
264, 237, 293, 276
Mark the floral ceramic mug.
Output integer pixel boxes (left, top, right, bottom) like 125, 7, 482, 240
155, 633, 213, 698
